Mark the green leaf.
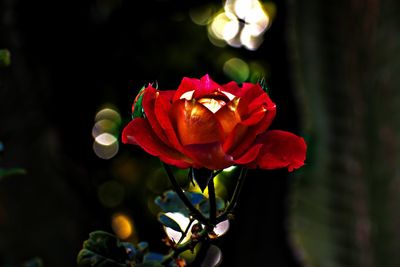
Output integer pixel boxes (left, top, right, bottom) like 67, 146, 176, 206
158, 213, 182, 232
77, 231, 132, 267
0, 49, 11, 67
190, 168, 213, 192
132, 86, 146, 119
257, 76, 269, 93
199, 198, 225, 217
143, 252, 164, 262
154, 190, 205, 216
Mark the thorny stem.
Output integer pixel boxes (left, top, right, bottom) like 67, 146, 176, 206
162, 163, 209, 225
162, 228, 209, 264
216, 168, 248, 223
161, 165, 249, 264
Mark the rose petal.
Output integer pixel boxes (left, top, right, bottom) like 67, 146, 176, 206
173, 77, 201, 102
228, 104, 276, 158
142, 86, 171, 145
154, 91, 184, 150
159, 90, 175, 101
221, 81, 241, 96
233, 143, 263, 164
170, 99, 223, 146
246, 130, 307, 171
214, 97, 245, 137
183, 142, 233, 170
122, 118, 192, 168
193, 74, 222, 99
222, 123, 248, 153
173, 75, 223, 101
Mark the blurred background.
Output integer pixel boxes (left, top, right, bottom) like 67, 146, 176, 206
0, 0, 399, 266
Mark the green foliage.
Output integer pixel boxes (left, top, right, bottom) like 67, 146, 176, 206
198, 197, 225, 217
0, 49, 11, 67
189, 168, 213, 192
158, 214, 182, 233
257, 77, 269, 93
288, 0, 400, 266
132, 86, 146, 119
77, 231, 134, 267
77, 231, 168, 267
154, 190, 205, 217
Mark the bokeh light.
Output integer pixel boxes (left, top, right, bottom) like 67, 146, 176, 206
206, 0, 272, 51
92, 106, 121, 159
201, 245, 222, 267
93, 137, 119, 159
223, 57, 250, 83
214, 219, 230, 236
111, 213, 134, 240
92, 119, 119, 138
164, 212, 194, 243
95, 107, 121, 125
98, 180, 125, 208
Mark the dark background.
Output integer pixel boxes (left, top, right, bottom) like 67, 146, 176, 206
1, 0, 400, 267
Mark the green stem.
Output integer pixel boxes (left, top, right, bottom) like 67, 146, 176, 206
208, 177, 217, 225
177, 218, 194, 245
162, 163, 208, 224
162, 228, 209, 264
216, 168, 248, 223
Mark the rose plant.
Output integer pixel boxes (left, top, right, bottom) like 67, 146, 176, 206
77, 75, 306, 267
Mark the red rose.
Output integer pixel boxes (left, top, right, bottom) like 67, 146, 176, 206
122, 75, 306, 171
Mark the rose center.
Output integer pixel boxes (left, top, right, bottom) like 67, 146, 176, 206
198, 98, 227, 113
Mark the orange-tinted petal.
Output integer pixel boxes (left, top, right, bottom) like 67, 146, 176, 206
170, 99, 223, 146
222, 123, 248, 153
183, 142, 233, 170
122, 118, 192, 168
246, 130, 307, 171
214, 97, 244, 137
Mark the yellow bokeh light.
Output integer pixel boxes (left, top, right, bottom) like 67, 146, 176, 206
112, 213, 134, 240
209, 12, 239, 41
240, 27, 263, 51
95, 107, 121, 125
92, 119, 119, 138
206, 0, 272, 51
233, 0, 253, 20
93, 138, 119, 159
